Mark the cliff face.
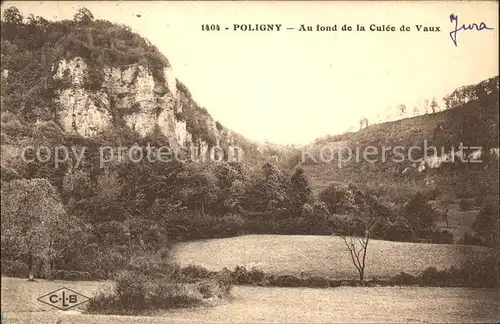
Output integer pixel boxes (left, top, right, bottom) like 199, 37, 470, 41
52, 56, 235, 156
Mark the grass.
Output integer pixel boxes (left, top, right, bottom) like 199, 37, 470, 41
0, 277, 113, 313
172, 235, 494, 279
2, 278, 499, 323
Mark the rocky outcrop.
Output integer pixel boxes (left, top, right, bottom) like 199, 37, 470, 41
52, 57, 231, 152
402, 147, 499, 174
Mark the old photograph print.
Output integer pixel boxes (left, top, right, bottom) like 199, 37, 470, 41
0, 1, 499, 323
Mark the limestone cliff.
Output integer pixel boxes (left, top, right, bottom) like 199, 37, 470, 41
51, 56, 240, 158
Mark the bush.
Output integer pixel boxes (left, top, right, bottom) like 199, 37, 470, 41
424, 187, 441, 200
459, 198, 473, 211
216, 268, 234, 295
389, 272, 418, 286
305, 275, 330, 288
269, 275, 302, 287
150, 280, 203, 309
378, 217, 415, 242
429, 230, 454, 244
179, 264, 214, 281
113, 270, 148, 312
87, 291, 119, 314
420, 267, 445, 286
231, 266, 267, 285
126, 256, 176, 279
215, 214, 246, 237
87, 267, 232, 314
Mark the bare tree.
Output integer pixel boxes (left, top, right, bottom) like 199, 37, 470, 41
433, 196, 454, 228
340, 211, 380, 281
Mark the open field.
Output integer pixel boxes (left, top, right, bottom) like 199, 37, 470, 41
2, 277, 499, 323
172, 235, 494, 279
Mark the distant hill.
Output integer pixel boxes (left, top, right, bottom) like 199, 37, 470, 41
294, 76, 499, 199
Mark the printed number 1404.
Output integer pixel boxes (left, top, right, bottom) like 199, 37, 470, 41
202, 24, 221, 31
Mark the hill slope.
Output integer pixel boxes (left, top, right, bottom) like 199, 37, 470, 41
0, 7, 297, 170
294, 78, 499, 198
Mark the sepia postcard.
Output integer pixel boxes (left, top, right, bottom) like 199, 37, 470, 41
0, 1, 499, 323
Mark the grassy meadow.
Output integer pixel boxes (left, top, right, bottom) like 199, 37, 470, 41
172, 235, 494, 279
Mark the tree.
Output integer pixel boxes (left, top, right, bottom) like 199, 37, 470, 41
430, 98, 439, 113
45, 214, 87, 279
472, 197, 499, 247
2, 6, 23, 25
73, 7, 94, 24
339, 209, 380, 281
413, 106, 419, 116
1, 179, 68, 280
397, 104, 407, 117
319, 182, 357, 214
242, 161, 290, 219
175, 163, 220, 216
403, 192, 437, 237
424, 100, 430, 114
213, 162, 245, 214
435, 196, 454, 228
289, 167, 313, 216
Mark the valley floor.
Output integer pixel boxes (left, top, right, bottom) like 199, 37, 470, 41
2, 277, 499, 323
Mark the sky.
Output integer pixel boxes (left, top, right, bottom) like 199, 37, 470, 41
1, 1, 498, 145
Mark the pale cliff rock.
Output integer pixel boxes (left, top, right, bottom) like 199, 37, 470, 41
52, 57, 231, 152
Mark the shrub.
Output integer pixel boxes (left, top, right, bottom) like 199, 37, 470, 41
231, 266, 267, 285
425, 187, 441, 200
420, 267, 444, 286
195, 278, 232, 299
305, 275, 330, 288
429, 230, 454, 244
87, 290, 119, 314
269, 275, 302, 287
216, 214, 246, 237
378, 217, 415, 242
127, 256, 176, 279
389, 272, 418, 286
149, 280, 203, 309
231, 265, 250, 284
216, 268, 234, 295
179, 264, 214, 281
113, 270, 148, 312
459, 198, 472, 211
88, 267, 232, 314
